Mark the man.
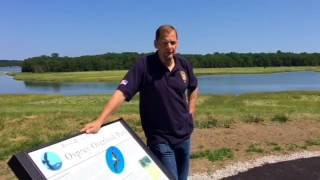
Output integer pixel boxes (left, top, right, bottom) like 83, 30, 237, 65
81, 25, 198, 180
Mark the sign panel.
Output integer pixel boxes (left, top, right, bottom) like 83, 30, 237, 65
8, 119, 173, 180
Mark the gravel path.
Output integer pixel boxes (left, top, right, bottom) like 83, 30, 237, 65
189, 151, 320, 180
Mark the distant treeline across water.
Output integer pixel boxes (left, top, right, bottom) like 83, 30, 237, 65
0, 60, 22, 67
19, 51, 320, 72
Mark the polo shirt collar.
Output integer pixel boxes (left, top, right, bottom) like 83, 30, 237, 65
155, 51, 183, 73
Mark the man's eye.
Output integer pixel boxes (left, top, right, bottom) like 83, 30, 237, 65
162, 41, 176, 45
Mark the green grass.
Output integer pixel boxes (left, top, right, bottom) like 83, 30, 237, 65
246, 144, 264, 153
242, 114, 265, 123
11, 70, 128, 83
207, 148, 234, 162
271, 114, 289, 123
195, 118, 218, 128
272, 145, 283, 152
287, 144, 300, 151
191, 148, 234, 162
11, 66, 320, 83
305, 138, 320, 146
196, 92, 320, 125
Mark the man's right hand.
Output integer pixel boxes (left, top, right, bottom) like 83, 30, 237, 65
80, 90, 126, 134
80, 120, 104, 134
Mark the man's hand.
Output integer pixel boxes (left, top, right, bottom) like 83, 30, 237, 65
80, 90, 126, 134
81, 120, 104, 134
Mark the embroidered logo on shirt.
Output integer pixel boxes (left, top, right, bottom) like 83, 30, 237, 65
179, 71, 188, 84
120, 80, 128, 86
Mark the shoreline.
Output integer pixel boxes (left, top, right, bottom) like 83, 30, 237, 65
9, 66, 320, 83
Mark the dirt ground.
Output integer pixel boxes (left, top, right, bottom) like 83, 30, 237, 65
190, 119, 320, 174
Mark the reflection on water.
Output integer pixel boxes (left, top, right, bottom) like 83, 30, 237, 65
1, 66, 320, 95
23, 81, 117, 95
198, 71, 320, 95
0, 66, 118, 95
0, 75, 117, 95
24, 81, 64, 91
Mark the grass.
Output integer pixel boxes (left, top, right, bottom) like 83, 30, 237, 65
243, 138, 320, 155
207, 148, 234, 162
242, 114, 265, 123
196, 92, 320, 125
191, 148, 234, 162
195, 118, 218, 129
271, 114, 289, 123
1, 92, 320, 178
246, 144, 265, 154
11, 70, 128, 83
305, 138, 320, 146
10, 66, 320, 83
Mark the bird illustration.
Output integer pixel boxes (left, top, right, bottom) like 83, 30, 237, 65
112, 151, 119, 173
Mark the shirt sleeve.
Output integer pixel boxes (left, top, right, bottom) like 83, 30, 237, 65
117, 61, 143, 101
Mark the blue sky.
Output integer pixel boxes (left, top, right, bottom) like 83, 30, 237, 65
1, 0, 319, 60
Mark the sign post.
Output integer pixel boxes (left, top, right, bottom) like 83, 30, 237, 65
8, 119, 173, 180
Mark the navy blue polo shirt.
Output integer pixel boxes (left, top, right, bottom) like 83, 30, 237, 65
117, 52, 198, 146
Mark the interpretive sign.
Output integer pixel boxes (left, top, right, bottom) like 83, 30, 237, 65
8, 119, 173, 180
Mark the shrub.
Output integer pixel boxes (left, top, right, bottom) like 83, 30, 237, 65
246, 144, 264, 153
196, 119, 218, 129
207, 148, 234, 162
191, 148, 234, 162
271, 114, 288, 123
243, 115, 264, 123
305, 138, 320, 146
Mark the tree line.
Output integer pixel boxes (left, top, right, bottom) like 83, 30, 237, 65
21, 51, 320, 73
0, 60, 23, 67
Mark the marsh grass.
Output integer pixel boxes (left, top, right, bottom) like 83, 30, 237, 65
12, 70, 128, 83
12, 66, 320, 83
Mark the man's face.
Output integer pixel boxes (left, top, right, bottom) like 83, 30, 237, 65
155, 30, 178, 62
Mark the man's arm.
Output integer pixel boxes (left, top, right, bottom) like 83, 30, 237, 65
188, 87, 199, 117
81, 90, 126, 133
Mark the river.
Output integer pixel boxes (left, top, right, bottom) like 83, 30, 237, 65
1, 67, 320, 95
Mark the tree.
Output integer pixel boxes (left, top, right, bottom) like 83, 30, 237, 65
51, 53, 59, 58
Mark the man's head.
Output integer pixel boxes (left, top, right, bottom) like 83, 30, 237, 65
154, 25, 179, 63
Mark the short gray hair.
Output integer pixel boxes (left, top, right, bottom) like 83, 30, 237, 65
155, 25, 178, 41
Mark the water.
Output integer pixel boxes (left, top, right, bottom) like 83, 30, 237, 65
1, 67, 320, 95
0, 67, 117, 95
198, 71, 320, 95
0, 66, 21, 74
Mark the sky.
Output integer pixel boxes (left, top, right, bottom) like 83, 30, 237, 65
1, 0, 320, 60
